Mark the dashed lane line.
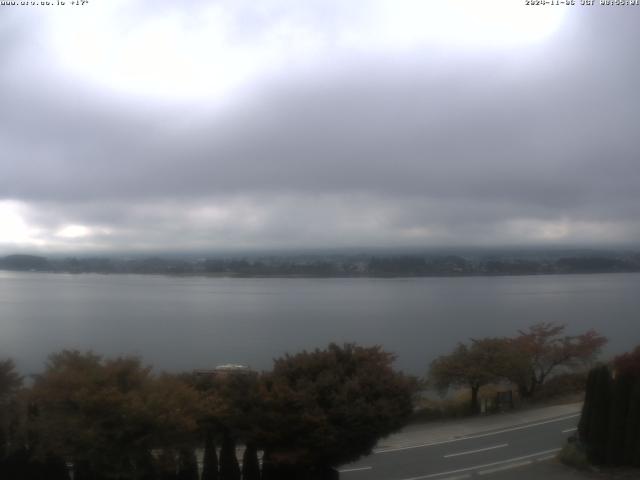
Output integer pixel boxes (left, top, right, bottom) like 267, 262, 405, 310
478, 460, 533, 475
375, 414, 579, 454
443, 443, 508, 458
397, 448, 562, 480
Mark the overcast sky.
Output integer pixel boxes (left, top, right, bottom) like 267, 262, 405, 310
1, 1, 639, 253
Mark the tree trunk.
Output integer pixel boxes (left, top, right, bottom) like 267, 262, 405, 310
528, 376, 539, 398
470, 384, 480, 415
517, 377, 537, 399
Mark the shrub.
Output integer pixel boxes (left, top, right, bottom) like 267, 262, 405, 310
558, 443, 589, 470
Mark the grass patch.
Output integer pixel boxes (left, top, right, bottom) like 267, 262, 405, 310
410, 391, 472, 423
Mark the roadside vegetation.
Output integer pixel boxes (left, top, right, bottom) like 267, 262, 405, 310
0, 344, 416, 480
573, 346, 640, 469
424, 322, 606, 416
556, 345, 640, 477
1, 324, 633, 479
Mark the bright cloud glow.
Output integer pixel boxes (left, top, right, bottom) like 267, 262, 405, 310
56, 224, 92, 239
373, 0, 567, 49
46, 2, 294, 102
43, 0, 567, 101
504, 218, 628, 244
0, 201, 44, 247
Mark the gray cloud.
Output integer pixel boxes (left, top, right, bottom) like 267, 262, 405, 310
1, 3, 640, 251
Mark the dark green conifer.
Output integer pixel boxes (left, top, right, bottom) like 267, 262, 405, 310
587, 365, 612, 465
157, 449, 179, 480
219, 433, 241, 480
623, 379, 640, 467
241, 443, 260, 480
135, 450, 157, 480
578, 367, 597, 444
606, 373, 633, 465
43, 453, 71, 480
260, 452, 275, 480
202, 433, 219, 480
177, 448, 199, 480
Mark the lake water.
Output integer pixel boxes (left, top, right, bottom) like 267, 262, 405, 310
1, 271, 639, 376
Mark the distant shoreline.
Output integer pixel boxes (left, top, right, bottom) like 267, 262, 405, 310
2, 251, 639, 279
2, 268, 640, 280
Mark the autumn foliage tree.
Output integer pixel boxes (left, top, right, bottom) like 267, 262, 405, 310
29, 351, 203, 480
507, 322, 607, 398
428, 323, 607, 414
429, 338, 514, 414
257, 343, 416, 478
613, 345, 640, 377
188, 368, 263, 480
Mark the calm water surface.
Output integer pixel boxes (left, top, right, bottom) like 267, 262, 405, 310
1, 271, 639, 375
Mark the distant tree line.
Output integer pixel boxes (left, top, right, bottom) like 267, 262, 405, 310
577, 346, 640, 468
2, 252, 640, 277
0, 344, 416, 480
428, 322, 607, 414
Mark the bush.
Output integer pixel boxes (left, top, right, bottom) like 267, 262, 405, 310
558, 443, 589, 470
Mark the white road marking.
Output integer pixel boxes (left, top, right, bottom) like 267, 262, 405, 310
338, 466, 372, 473
443, 443, 508, 458
478, 460, 532, 475
562, 427, 577, 433
376, 414, 579, 454
398, 448, 562, 480
535, 454, 558, 462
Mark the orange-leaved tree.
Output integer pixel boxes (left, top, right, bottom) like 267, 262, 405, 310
507, 322, 607, 398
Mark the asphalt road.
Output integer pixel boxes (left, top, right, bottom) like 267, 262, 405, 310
339, 412, 580, 480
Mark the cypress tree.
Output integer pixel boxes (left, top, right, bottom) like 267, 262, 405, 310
586, 365, 612, 465
260, 451, 275, 480
202, 433, 219, 480
578, 367, 597, 445
73, 459, 95, 480
624, 379, 640, 467
177, 448, 199, 480
135, 450, 157, 480
43, 453, 71, 480
219, 433, 241, 480
606, 372, 633, 465
157, 449, 179, 480
3, 448, 33, 480
241, 443, 260, 480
